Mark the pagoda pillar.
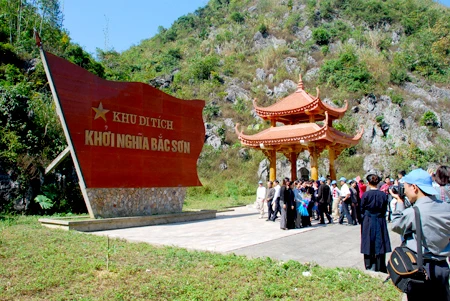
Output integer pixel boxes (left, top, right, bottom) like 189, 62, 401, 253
289, 152, 298, 181
267, 150, 277, 182
309, 148, 318, 180
328, 147, 336, 180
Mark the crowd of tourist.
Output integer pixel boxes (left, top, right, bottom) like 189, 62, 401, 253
255, 165, 450, 300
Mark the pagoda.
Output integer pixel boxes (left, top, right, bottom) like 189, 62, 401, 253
235, 75, 363, 181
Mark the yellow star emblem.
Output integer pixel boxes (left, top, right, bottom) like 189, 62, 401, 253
92, 102, 109, 121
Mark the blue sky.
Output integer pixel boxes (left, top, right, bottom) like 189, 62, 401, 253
63, 0, 450, 56
62, 0, 209, 55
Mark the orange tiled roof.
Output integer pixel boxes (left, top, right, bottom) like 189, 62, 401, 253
235, 113, 363, 149
253, 75, 347, 122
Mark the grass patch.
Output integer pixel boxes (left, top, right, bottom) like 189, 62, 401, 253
0, 216, 402, 300
184, 193, 254, 210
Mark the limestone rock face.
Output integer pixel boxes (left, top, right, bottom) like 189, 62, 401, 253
204, 123, 223, 150
294, 26, 312, 43
223, 118, 235, 130
253, 32, 287, 50
284, 57, 299, 74
256, 68, 266, 82
304, 67, 320, 81
238, 148, 250, 160
219, 162, 228, 170
149, 72, 176, 89
274, 80, 297, 98
223, 84, 250, 104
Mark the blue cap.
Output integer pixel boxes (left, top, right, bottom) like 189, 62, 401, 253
319, 177, 326, 182
331, 180, 337, 185
258, 180, 263, 184
339, 177, 346, 182
402, 169, 438, 195
347, 179, 354, 184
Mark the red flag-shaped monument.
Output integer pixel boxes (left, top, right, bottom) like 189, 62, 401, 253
37, 32, 205, 218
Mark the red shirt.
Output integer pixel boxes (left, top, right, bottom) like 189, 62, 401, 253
358, 182, 367, 199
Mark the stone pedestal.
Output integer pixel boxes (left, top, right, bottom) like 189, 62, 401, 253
86, 187, 186, 218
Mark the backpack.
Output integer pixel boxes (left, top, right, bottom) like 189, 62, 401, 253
386, 207, 427, 293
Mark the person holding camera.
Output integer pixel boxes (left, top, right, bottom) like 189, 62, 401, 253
391, 169, 450, 301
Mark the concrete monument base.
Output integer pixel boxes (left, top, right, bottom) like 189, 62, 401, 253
39, 209, 216, 232
86, 187, 187, 218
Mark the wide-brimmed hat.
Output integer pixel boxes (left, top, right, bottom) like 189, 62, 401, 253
402, 169, 438, 195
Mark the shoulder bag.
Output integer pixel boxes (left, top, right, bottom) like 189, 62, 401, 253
386, 206, 428, 293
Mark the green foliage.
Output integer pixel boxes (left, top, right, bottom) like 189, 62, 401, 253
336, 0, 393, 29
332, 114, 359, 135
390, 143, 448, 172
230, 12, 245, 24
0, 43, 20, 65
188, 55, 220, 81
258, 23, 268, 35
319, 49, 373, 94
64, 45, 105, 78
34, 194, 53, 210
420, 111, 438, 127
389, 91, 404, 105
233, 98, 247, 113
375, 115, 384, 124
401, 29, 449, 81
312, 27, 332, 45
336, 154, 364, 180
204, 103, 221, 121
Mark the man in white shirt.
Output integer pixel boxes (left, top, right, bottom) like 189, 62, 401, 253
271, 180, 282, 221
331, 180, 341, 220
256, 180, 266, 219
338, 177, 354, 225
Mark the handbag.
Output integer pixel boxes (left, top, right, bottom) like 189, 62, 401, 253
386, 206, 427, 293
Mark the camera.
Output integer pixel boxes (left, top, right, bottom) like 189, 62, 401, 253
391, 183, 405, 199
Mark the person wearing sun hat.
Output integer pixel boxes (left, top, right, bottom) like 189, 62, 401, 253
391, 168, 450, 301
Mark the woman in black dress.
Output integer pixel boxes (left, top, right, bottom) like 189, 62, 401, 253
279, 178, 289, 230
286, 181, 296, 229
360, 174, 392, 272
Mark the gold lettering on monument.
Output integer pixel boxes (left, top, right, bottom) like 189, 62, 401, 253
93, 103, 174, 130
84, 130, 190, 154
112, 111, 173, 130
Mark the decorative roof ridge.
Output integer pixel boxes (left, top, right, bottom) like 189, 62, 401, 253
236, 112, 329, 144
253, 97, 320, 117
252, 84, 347, 118
319, 99, 349, 114
329, 125, 364, 140
296, 74, 304, 91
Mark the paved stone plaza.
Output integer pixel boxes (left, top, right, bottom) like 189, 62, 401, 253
90, 206, 402, 271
